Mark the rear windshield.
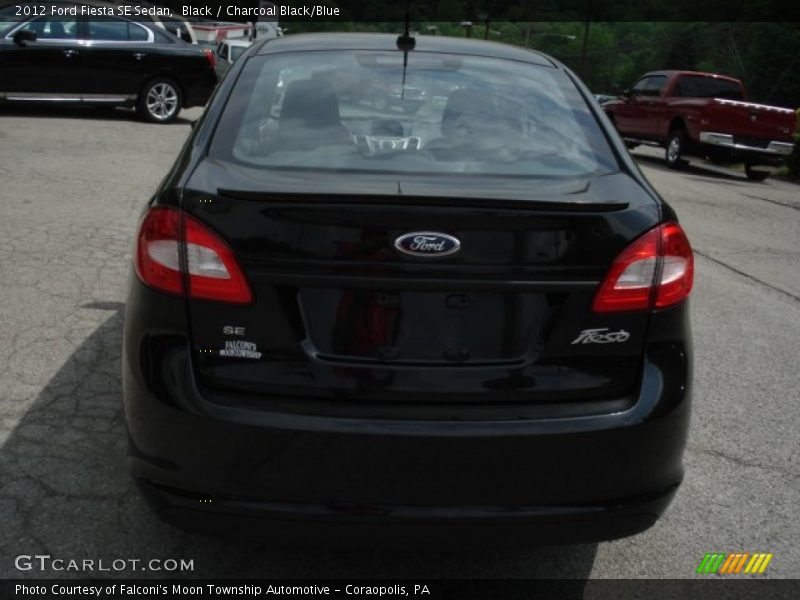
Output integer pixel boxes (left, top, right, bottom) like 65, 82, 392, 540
209, 50, 618, 179
674, 76, 744, 100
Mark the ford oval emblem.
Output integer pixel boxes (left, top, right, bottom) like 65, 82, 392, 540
394, 232, 461, 257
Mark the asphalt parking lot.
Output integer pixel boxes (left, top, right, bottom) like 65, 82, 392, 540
0, 104, 798, 580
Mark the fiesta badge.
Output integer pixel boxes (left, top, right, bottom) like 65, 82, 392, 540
394, 232, 461, 257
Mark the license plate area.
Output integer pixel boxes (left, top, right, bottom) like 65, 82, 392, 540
298, 288, 543, 364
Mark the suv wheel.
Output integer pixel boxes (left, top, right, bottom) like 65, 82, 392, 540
138, 78, 182, 123
666, 130, 689, 169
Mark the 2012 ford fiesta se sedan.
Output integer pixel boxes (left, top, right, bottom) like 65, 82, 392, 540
123, 33, 694, 544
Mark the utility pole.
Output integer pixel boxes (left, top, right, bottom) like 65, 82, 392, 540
523, 0, 532, 47
728, 30, 748, 81
579, 0, 594, 76
481, 1, 494, 40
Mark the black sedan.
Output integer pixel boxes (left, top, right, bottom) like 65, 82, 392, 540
0, 5, 216, 122
124, 33, 694, 544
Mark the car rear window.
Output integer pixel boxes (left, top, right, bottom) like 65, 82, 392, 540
674, 76, 744, 100
209, 50, 618, 179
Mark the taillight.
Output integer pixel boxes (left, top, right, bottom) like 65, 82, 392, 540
184, 210, 252, 303
654, 223, 694, 308
134, 206, 253, 304
203, 48, 216, 70
134, 206, 182, 295
592, 222, 693, 312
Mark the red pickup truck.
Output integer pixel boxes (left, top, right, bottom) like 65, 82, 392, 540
603, 70, 796, 181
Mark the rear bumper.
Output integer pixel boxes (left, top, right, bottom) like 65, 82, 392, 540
699, 131, 794, 163
137, 478, 677, 546
123, 284, 692, 544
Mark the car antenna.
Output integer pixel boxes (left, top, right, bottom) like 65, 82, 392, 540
396, 1, 415, 99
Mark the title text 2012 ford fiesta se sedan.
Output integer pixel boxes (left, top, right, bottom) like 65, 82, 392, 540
123, 33, 694, 544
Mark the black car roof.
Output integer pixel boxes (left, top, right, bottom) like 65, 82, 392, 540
254, 33, 557, 68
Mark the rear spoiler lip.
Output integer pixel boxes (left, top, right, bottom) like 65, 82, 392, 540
217, 189, 630, 213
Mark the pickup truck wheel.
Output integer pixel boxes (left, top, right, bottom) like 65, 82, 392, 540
666, 131, 689, 169
744, 163, 770, 182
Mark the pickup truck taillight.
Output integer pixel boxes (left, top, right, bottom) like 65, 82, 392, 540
593, 222, 694, 312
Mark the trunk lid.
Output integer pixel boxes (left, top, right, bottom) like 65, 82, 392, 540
181, 160, 661, 409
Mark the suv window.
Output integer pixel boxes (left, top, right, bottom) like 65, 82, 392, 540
673, 75, 744, 100
88, 17, 149, 42
17, 16, 78, 39
151, 28, 174, 44
129, 22, 149, 42
210, 50, 618, 179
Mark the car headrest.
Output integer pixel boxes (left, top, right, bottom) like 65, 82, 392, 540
441, 88, 498, 137
279, 79, 342, 129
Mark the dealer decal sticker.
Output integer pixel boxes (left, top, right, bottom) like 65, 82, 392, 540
219, 340, 262, 359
